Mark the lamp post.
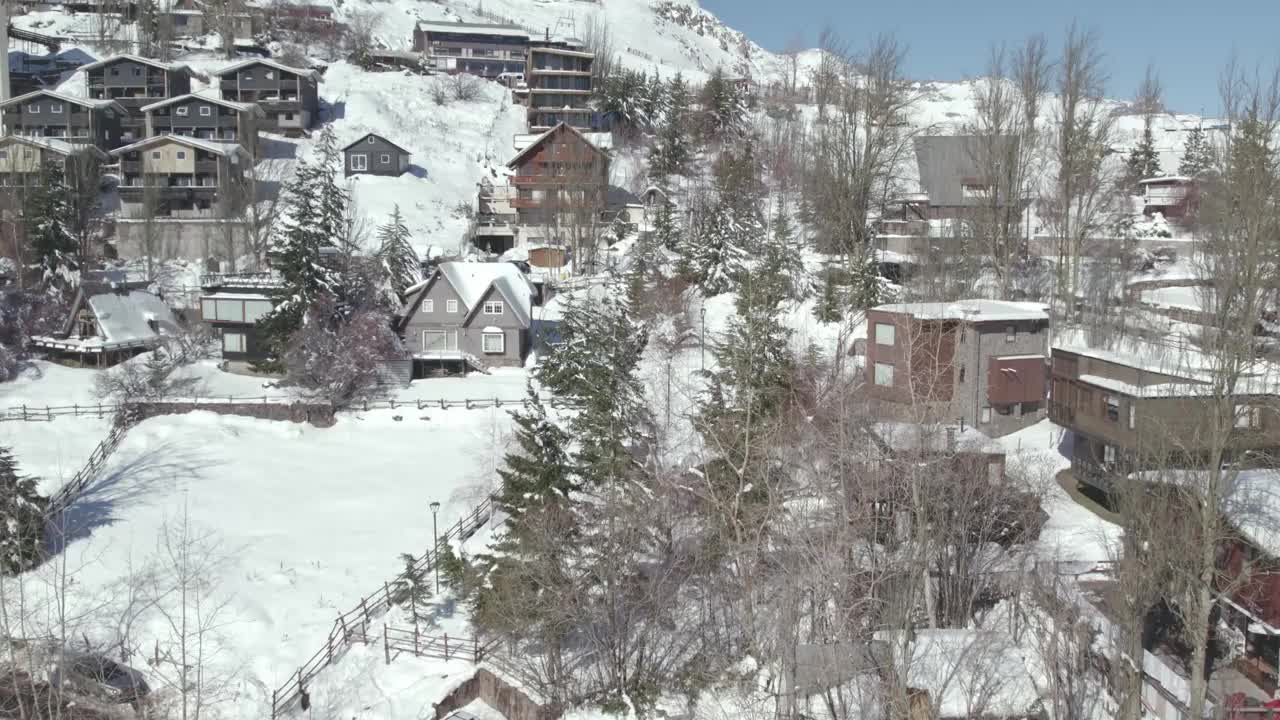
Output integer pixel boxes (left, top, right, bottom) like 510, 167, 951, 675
699, 306, 707, 371
429, 501, 441, 594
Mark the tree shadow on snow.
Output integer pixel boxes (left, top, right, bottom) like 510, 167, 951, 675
323, 100, 345, 121
44, 440, 216, 555
258, 137, 298, 160
406, 164, 429, 180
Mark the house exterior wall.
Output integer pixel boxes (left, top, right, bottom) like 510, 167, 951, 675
526, 45, 594, 130
218, 63, 318, 134
865, 311, 1048, 436
2, 98, 121, 149
145, 100, 257, 156
344, 135, 408, 177
401, 275, 529, 367
0, 142, 45, 174
411, 26, 529, 77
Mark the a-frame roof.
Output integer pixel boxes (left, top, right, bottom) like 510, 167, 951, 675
80, 54, 193, 74
140, 93, 265, 116
506, 122, 607, 170
341, 132, 411, 156
0, 89, 127, 115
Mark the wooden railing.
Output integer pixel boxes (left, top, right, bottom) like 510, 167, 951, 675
45, 414, 133, 517
269, 496, 496, 718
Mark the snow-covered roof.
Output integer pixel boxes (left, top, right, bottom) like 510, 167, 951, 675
88, 290, 179, 345
508, 123, 610, 167
0, 89, 126, 114
872, 629, 1043, 718
109, 135, 249, 159
80, 54, 192, 74
414, 20, 531, 39
0, 135, 109, 160
513, 130, 613, 152
340, 132, 410, 155
140, 93, 264, 116
210, 58, 321, 81
1138, 175, 1193, 185
871, 422, 997, 455
873, 299, 1049, 322
421, 261, 535, 327
1132, 469, 1280, 559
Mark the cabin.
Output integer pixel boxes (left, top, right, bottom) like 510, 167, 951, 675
1139, 176, 1198, 222
213, 59, 321, 135
342, 133, 410, 178
0, 90, 126, 150
81, 55, 195, 143
199, 271, 281, 364
29, 278, 181, 367
111, 135, 250, 219
141, 94, 263, 157
397, 261, 535, 375
866, 300, 1050, 437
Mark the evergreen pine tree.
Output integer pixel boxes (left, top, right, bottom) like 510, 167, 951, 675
813, 269, 843, 323
391, 553, 434, 626
24, 161, 78, 281
652, 201, 679, 252
1125, 123, 1162, 191
679, 201, 749, 297
1179, 123, 1214, 177
699, 67, 747, 144
375, 205, 420, 297
847, 250, 883, 309
496, 387, 576, 518
743, 206, 804, 311
0, 447, 47, 575
650, 73, 692, 178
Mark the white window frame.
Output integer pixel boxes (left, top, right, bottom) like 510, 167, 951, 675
379, 153, 391, 164
1005, 326, 1016, 342
199, 105, 212, 116
28, 104, 39, 114
1128, 403, 1136, 430
264, 70, 274, 79
873, 362, 894, 387
446, 299, 458, 313
350, 153, 368, 171
483, 300, 504, 315
176, 150, 187, 160
980, 407, 992, 423
176, 106, 189, 116
1235, 404, 1262, 429
1105, 395, 1120, 422
1103, 444, 1117, 466
422, 299, 434, 313
367, 136, 376, 144
50, 103, 63, 113
0, 151, 8, 160
151, 150, 162, 159
481, 332, 505, 354
874, 322, 895, 347
222, 331, 245, 354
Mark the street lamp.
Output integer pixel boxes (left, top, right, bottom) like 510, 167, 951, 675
699, 306, 707, 371
429, 501, 441, 594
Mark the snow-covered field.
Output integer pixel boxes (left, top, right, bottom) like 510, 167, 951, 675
8, 406, 511, 719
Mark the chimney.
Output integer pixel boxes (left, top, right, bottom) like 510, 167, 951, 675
0, 2, 10, 103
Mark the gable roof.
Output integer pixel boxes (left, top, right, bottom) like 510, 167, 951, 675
506, 122, 608, 169
415, 20, 531, 39
873, 299, 1049, 323
80, 54, 193, 74
341, 132, 410, 156
0, 135, 110, 160
140, 93, 265, 116
404, 261, 534, 328
109, 135, 250, 159
913, 135, 1020, 207
0, 89, 127, 114
60, 286, 180, 347
210, 58, 321, 81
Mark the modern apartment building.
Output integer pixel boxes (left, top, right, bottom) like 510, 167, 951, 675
111, 135, 250, 218
0, 90, 125, 150
525, 36, 594, 131
82, 54, 194, 142
411, 20, 530, 78
213, 59, 321, 136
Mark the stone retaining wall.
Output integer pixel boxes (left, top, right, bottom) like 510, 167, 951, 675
128, 401, 336, 427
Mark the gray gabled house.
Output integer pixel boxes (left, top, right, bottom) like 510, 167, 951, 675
212, 58, 321, 136
142, 93, 263, 157
81, 54, 195, 142
342, 133, 410, 178
0, 90, 126, 150
398, 261, 535, 375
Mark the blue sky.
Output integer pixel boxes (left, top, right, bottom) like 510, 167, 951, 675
699, 0, 1280, 115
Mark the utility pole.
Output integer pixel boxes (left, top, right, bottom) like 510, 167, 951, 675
0, 3, 11, 104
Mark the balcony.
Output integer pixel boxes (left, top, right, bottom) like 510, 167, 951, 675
1144, 188, 1188, 206
509, 198, 542, 209
511, 174, 597, 185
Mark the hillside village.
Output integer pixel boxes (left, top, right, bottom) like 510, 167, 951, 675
0, 2, 1277, 720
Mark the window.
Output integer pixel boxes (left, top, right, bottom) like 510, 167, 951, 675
244, 72, 253, 80
380, 153, 391, 164
243, 300, 272, 323
874, 362, 894, 387
110, 68, 120, 76
367, 136, 376, 144
874, 323, 896, 346
132, 67, 142, 77
350, 154, 368, 171
959, 366, 966, 383
222, 331, 245, 354
28, 104, 39, 114
151, 150, 162, 159
1103, 444, 1117, 466
1104, 395, 1120, 422
446, 299, 458, 313
176, 151, 186, 160
422, 299, 434, 313
1005, 326, 1016, 342
50, 103, 63, 113
1235, 404, 1263, 429
0, 151, 7, 160
980, 407, 991, 423
264, 71, 274, 79
482, 332, 505, 354
962, 183, 992, 199
199, 105, 212, 116
483, 301, 504, 315
1128, 403, 1136, 430
176, 105, 189, 116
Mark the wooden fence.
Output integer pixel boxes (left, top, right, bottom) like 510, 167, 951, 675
269, 496, 496, 718
44, 416, 131, 516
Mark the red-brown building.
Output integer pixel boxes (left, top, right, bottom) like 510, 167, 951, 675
865, 300, 1050, 436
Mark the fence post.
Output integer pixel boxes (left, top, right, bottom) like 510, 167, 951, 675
338, 612, 348, 639
466, 399, 473, 409
443, 633, 449, 660
326, 632, 333, 664
384, 625, 391, 664
414, 624, 420, 656
384, 581, 392, 609
440, 399, 446, 409
21, 405, 26, 421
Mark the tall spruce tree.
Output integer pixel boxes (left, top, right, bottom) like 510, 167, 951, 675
391, 553, 434, 626
652, 201, 680, 252
813, 269, 843, 323
1179, 123, 1214, 177
699, 67, 748, 144
650, 73, 692, 178
0, 447, 47, 575
496, 387, 576, 518
25, 161, 78, 282
375, 205, 420, 297
1125, 124, 1163, 191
